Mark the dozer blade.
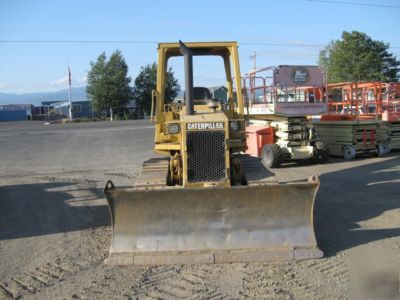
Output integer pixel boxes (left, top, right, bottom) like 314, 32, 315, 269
104, 176, 322, 265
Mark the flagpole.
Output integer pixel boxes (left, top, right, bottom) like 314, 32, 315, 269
68, 62, 72, 121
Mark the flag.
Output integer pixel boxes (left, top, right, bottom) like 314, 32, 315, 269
68, 66, 71, 87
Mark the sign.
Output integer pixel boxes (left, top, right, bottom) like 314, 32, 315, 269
187, 122, 224, 130
274, 66, 324, 86
291, 66, 310, 83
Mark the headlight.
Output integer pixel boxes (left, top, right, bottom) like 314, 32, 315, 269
230, 121, 240, 132
167, 123, 180, 134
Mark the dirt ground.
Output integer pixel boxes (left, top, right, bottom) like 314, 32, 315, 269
0, 121, 399, 299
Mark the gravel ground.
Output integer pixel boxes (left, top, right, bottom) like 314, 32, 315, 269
0, 120, 399, 299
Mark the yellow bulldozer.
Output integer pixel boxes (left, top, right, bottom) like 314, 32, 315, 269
104, 41, 323, 265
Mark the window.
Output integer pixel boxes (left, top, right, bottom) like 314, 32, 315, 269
72, 104, 82, 113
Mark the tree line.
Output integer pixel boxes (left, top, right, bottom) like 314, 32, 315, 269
86, 51, 179, 118
86, 31, 399, 118
319, 31, 399, 83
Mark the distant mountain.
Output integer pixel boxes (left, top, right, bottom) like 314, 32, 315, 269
0, 87, 87, 106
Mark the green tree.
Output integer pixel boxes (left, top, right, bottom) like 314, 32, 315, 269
319, 31, 400, 83
133, 63, 180, 115
86, 50, 133, 118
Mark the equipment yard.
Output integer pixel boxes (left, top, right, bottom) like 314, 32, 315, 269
1, 120, 399, 299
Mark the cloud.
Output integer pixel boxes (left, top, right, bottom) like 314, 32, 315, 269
50, 76, 69, 87
0, 82, 19, 92
78, 75, 87, 83
50, 74, 87, 88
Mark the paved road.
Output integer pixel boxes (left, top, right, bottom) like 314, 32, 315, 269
1, 120, 155, 174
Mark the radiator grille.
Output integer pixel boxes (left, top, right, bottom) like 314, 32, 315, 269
186, 131, 226, 182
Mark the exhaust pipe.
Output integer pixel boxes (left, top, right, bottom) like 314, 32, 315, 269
179, 40, 194, 115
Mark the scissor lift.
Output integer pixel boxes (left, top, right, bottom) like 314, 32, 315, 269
313, 82, 389, 160
243, 65, 329, 168
380, 82, 400, 150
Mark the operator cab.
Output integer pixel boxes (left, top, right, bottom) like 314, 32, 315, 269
182, 86, 220, 112
193, 87, 211, 105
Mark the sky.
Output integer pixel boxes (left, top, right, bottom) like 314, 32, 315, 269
0, 0, 399, 94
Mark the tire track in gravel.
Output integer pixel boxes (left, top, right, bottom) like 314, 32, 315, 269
289, 255, 349, 299
296, 256, 348, 299
240, 263, 293, 299
0, 261, 87, 299
238, 255, 349, 299
130, 264, 226, 300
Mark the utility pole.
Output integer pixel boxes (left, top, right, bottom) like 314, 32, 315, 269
250, 51, 257, 71
68, 62, 72, 121
249, 51, 257, 102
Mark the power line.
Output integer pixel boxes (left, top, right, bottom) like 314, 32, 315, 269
0, 40, 399, 49
0, 40, 158, 44
0, 29, 333, 42
0, 40, 323, 47
306, 0, 400, 8
0, 29, 326, 38
0, 40, 327, 48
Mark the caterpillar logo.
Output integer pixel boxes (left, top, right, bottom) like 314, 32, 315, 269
187, 122, 224, 130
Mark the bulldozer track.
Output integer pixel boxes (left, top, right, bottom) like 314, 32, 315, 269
134, 157, 170, 189
133, 155, 274, 191
0, 261, 85, 299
